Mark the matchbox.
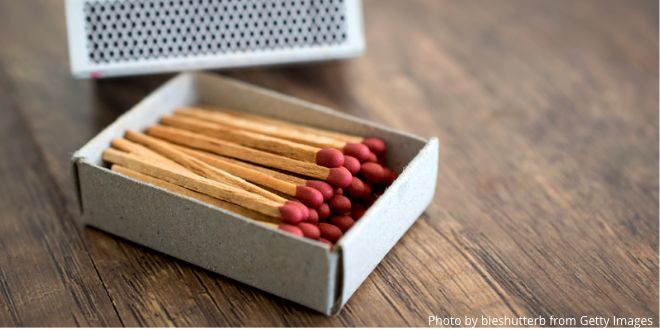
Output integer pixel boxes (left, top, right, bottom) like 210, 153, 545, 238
71, 72, 439, 314
65, 0, 365, 78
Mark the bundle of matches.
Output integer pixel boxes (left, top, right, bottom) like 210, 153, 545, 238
102, 107, 398, 248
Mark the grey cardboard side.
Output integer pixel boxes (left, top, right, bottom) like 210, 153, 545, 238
336, 138, 439, 309
78, 161, 337, 313
73, 72, 338, 314
72, 74, 196, 213
71, 72, 439, 314
73, 73, 197, 167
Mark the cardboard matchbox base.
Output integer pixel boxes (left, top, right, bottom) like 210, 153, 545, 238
71, 72, 439, 315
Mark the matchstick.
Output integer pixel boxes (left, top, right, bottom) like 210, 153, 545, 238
102, 148, 306, 224
175, 108, 373, 161
112, 164, 279, 227
124, 130, 286, 204
187, 151, 336, 201
160, 115, 345, 168
113, 164, 319, 238
112, 139, 317, 222
111, 138, 184, 172
147, 125, 353, 188
200, 105, 387, 155
174, 145, 324, 208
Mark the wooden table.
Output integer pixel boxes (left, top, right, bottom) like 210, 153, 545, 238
0, 0, 657, 326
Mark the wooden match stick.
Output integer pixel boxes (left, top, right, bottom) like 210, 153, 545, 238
204, 106, 363, 143
147, 125, 353, 188
117, 135, 315, 221
111, 138, 187, 173
173, 145, 324, 207
205, 154, 336, 201
102, 148, 306, 224
175, 107, 373, 161
160, 115, 345, 168
205, 106, 388, 156
112, 164, 279, 227
124, 130, 286, 203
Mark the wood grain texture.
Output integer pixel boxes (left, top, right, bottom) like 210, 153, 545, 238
0, 0, 657, 326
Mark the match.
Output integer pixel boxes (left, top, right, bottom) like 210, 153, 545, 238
176, 107, 374, 161
205, 155, 336, 201
160, 114, 345, 168
197, 106, 388, 155
124, 130, 286, 204
99, 105, 399, 246
112, 164, 280, 227
147, 125, 353, 188
173, 145, 324, 208
102, 148, 307, 224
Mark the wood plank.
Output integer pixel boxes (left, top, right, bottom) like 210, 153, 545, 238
0, 1, 229, 327
0, 0, 656, 326
227, 0, 658, 324
0, 73, 121, 326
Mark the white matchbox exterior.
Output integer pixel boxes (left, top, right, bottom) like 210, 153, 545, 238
71, 72, 439, 314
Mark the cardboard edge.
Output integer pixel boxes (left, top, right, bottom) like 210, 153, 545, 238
345, 0, 366, 56
65, 0, 87, 78
333, 137, 440, 309
71, 153, 85, 214
80, 158, 337, 247
192, 72, 427, 143
78, 160, 337, 312
71, 73, 197, 213
329, 244, 346, 315
103, 163, 308, 240
74, 73, 197, 162
338, 136, 439, 244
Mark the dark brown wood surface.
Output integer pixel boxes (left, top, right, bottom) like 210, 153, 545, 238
0, 0, 657, 326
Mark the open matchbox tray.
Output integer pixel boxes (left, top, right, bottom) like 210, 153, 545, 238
71, 72, 439, 315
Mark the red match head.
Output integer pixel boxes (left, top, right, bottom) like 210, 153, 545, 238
294, 201, 309, 219
319, 223, 343, 243
278, 201, 306, 224
360, 162, 385, 183
306, 208, 319, 225
343, 143, 370, 162
315, 148, 345, 168
330, 215, 355, 233
316, 203, 331, 220
362, 137, 386, 155
382, 167, 398, 186
366, 152, 378, 163
351, 202, 367, 220
297, 223, 321, 240
278, 224, 303, 237
295, 186, 324, 207
306, 180, 334, 201
326, 167, 352, 188
318, 237, 333, 249
329, 194, 352, 214
363, 194, 377, 207
362, 181, 373, 197
343, 155, 361, 174
346, 177, 368, 198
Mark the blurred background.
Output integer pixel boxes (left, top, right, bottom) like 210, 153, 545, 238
0, 0, 657, 326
